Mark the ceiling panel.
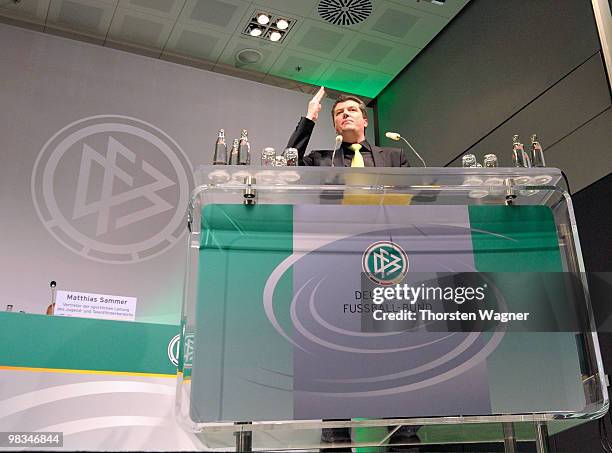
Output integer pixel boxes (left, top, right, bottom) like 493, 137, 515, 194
371, 8, 419, 38
177, 0, 250, 33
0, 0, 50, 25
252, 0, 316, 18
107, 7, 174, 50
118, 0, 185, 19
359, 0, 449, 47
163, 21, 231, 62
286, 18, 357, 60
268, 49, 332, 85
46, 0, 115, 37
337, 33, 421, 75
387, 0, 471, 19
319, 61, 392, 98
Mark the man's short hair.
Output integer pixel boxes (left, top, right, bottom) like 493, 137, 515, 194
331, 95, 368, 122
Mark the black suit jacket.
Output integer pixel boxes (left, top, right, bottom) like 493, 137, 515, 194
287, 117, 409, 167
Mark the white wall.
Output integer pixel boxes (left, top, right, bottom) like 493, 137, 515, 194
0, 23, 371, 323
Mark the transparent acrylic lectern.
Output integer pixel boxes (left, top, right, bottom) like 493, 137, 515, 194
177, 166, 608, 452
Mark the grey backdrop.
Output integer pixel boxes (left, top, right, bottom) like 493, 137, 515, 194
0, 23, 373, 324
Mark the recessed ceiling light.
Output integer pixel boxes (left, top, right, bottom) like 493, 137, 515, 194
235, 48, 263, 65
243, 11, 296, 41
257, 13, 270, 25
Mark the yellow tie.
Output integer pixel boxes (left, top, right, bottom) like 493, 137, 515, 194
350, 143, 364, 167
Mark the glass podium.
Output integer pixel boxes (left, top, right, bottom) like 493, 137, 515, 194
176, 166, 608, 451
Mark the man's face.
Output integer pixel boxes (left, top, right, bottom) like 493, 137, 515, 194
333, 100, 368, 138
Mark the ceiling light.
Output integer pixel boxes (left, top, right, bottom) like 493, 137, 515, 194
235, 48, 263, 66
276, 19, 289, 30
243, 11, 296, 41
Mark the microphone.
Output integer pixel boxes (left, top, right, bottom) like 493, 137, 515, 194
385, 131, 427, 167
330, 135, 343, 167
49, 280, 57, 316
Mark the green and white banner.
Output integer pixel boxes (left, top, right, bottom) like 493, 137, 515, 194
190, 204, 585, 423
0, 314, 204, 450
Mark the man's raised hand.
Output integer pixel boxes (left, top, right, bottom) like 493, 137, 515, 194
306, 86, 325, 122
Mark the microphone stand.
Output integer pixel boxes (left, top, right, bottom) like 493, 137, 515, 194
398, 136, 427, 167
331, 139, 342, 167
48, 281, 57, 315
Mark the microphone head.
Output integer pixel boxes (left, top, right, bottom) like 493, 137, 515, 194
50, 281, 57, 288
335, 135, 343, 145
385, 132, 401, 141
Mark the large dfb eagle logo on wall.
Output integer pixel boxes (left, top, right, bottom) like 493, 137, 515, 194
31, 115, 193, 264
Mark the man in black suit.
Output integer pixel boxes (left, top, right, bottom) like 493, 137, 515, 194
287, 86, 409, 167
289, 89, 419, 449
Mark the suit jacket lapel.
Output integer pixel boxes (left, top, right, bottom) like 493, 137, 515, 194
333, 148, 344, 167
371, 145, 384, 167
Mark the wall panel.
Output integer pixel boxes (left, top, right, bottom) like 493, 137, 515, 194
376, 0, 607, 169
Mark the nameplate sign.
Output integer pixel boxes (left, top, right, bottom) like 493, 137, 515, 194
54, 291, 137, 321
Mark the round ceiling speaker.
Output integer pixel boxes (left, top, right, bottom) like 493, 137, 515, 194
235, 48, 263, 65
318, 0, 372, 26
